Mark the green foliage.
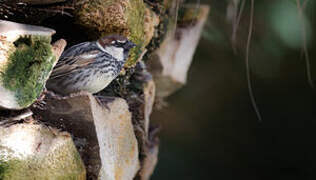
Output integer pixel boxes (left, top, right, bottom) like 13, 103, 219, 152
2, 35, 55, 107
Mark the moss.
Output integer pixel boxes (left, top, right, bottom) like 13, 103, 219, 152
0, 160, 10, 179
125, 0, 146, 66
75, 0, 159, 67
143, 9, 169, 61
0, 154, 85, 180
1, 35, 55, 107
0, 159, 26, 180
0, 133, 85, 179
177, 6, 204, 26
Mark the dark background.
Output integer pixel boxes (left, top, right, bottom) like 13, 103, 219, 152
151, 0, 316, 179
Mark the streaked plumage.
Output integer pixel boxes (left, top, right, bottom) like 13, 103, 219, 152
46, 35, 135, 95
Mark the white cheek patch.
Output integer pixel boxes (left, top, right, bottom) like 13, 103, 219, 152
96, 41, 125, 61
104, 46, 124, 61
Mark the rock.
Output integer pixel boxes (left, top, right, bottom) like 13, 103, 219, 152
136, 127, 159, 180
147, 5, 210, 97
117, 62, 158, 180
0, 123, 86, 180
0, 20, 55, 42
51, 39, 67, 61
33, 92, 140, 180
96, 61, 158, 179
142, 77, 155, 135
0, 20, 66, 109
126, 62, 155, 138
75, 0, 159, 67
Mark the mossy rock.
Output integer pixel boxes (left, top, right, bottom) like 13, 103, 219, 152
178, 5, 206, 26
75, 0, 159, 67
0, 124, 86, 180
0, 35, 56, 109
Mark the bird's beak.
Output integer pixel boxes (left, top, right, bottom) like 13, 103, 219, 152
124, 41, 136, 50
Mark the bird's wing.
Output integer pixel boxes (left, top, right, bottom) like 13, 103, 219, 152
50, 42, 101, 79
54, 41, 97, 67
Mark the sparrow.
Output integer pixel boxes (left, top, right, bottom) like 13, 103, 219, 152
46, 35, 135, 95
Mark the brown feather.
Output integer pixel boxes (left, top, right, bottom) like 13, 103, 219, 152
50, 50, 100, 79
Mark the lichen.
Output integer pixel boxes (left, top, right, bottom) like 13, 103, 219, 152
1, 35, 56, 107
0, 148, 85, 180
75, 0, 159, 67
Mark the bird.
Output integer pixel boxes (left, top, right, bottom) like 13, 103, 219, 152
46, 34, 135, 95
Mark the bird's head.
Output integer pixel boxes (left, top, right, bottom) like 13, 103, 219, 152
97, 35, 136, 62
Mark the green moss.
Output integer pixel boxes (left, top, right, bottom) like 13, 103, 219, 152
1, 35, 55, 107
0, 154, 84, 180
0, 159, 25, 180
0, 138, 85, 179
124, 0, 146, 66
0, 160, 10, 179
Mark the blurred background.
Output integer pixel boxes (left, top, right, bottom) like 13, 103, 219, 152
151, 0, 316, 179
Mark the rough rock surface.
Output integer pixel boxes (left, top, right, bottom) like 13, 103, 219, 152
0, 20, 65, 109
147, 5, 210, 97
0, 123, 86, 180
33, 92, 140, 180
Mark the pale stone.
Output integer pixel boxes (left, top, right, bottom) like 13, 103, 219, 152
0, 123, 86, 179
147, 5, 210, 97
0, 20, 65, 109
33, 92, 140, 180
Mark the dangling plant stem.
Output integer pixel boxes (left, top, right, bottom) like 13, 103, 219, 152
246, 0, 262, 122
296, 0, 314, 88
232, 0, 245, 53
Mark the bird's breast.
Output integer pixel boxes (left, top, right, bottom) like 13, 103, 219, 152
83, 73, 113, 93
80, 62, 121, 93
